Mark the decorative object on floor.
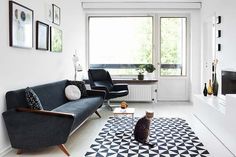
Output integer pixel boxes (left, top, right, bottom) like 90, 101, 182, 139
9, 1, 33, 48
120, 101, 128, 109
137, 65, 145, 80
72, 52, 83, 80
85, 117, 210, 156
207, 79, 213, 95
36, 21, 49, 50
50, 27, 62, 52
134, 111, 155, 148
52, 4, 60, 25
203, 83, 208, 96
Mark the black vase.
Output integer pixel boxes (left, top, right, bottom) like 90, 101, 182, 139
138, 74, 144, 80
203, 83, 208, 96
213, 74, 219, 96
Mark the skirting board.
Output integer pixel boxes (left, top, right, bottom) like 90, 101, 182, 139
0, 146, 12, 156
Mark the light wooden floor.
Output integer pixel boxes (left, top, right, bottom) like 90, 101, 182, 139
3, 102, 234, 157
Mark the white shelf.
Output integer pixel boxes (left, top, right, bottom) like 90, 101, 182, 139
194, 94, 236, 156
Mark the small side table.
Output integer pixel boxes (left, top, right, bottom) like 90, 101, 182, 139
113, 108, 135, 119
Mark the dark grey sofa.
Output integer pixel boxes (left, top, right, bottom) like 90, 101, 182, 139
2, 80, 105, 156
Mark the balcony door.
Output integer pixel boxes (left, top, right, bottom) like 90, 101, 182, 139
157, 15, 189, 101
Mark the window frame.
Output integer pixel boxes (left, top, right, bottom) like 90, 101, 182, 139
86, 15, 155, 77
157, 14, 190, 78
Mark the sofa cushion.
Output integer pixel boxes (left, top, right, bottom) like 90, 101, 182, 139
52, 96, 103, 131
69, 81, 87, 97
65, 85, 81, 101
25, 87, 43, 110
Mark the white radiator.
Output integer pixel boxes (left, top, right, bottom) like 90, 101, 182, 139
86, 84, 157, 102
113, 85, 155, 102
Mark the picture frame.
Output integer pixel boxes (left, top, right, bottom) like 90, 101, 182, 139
50, 27, 62, 52
217, 30, 221, 38
9, 1, 34, 48
45, 3, 52, 22
36, 21, 49, 50
216, 16, 221, 24
52, 4, 60, 25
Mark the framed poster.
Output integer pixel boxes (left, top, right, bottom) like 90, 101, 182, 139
50, 27, 62, 52
36, 21, 49, 50
9, 1, 33, 48
45, 3, 52, 22
52, 4, 60, 25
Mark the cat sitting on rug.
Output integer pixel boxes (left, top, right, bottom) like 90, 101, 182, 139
134, 111, 155, 148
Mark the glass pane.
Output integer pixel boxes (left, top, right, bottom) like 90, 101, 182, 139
89, 17, 153, 75
160, 17, 187, 76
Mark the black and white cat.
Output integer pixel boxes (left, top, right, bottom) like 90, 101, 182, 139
134, 111, 155, 148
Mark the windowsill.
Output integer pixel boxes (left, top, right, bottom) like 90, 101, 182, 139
83, 78, 158, 84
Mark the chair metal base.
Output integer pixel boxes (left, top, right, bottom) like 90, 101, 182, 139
106, 100, 113, 111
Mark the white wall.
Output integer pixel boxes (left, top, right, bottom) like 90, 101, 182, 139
201, 0, 236, 94
0, 0, 84, 154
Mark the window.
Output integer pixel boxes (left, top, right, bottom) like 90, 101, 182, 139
160, 17, 187, 76
88, 16, 153, 75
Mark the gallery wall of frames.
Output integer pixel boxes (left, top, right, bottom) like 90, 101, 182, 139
9, 1, 62, 52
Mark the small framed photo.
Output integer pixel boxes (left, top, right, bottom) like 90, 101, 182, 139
217, 30, 221, 38
50, 27, 62, 52
217, 44, 221, 51
216, 16, 221, 24
9, 1, 34, 48
45, 3, 52, 22
36, 21, 49, 50
52, 4, 60, 25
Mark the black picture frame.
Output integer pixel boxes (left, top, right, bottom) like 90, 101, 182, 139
217, 30, 221, 38
50, 27, 63, 52
217, 44, 221, 51
216, 16, 221, 24
52, 4, 60, 25
36, 21, 49, 50
9, 1, 34, 48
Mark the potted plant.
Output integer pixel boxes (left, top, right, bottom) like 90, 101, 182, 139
144, 64, 156, 79
144, 64, 156, 73
137, 65, 145, 80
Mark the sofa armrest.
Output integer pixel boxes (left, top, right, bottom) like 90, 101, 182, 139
16, 108, 75, 117
2, 109, 75, 149
112, 84, 128, 91
87, 90, 106, 99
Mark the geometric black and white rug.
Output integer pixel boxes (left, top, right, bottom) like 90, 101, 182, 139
85, 117, 210, 157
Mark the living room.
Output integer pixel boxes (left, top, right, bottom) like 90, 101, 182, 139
0, 0, 236, 156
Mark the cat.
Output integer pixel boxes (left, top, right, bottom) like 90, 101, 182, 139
134, 111, 155, 148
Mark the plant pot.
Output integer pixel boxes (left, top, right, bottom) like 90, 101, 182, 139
138, 74, 144, 80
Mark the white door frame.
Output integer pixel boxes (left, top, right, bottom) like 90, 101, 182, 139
156, 14, 191, 101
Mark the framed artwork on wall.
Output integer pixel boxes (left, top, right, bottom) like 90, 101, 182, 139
45, 3, 52, 22
52, 4, 60, 25
50, 27, 62, 52
9, 1, 34, 48
36, 21, 49, 50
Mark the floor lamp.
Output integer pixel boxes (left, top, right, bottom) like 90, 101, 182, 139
73, 53, 83, 81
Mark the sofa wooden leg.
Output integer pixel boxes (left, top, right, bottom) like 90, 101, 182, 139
58, 144, 70, 156
16, 149, 23, 155
95, 111, 101, 118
